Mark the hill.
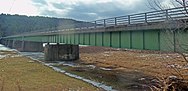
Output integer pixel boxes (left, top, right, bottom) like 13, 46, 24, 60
0, 14, 87, 37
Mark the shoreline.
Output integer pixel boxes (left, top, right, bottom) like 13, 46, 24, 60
1, 44, 188, 90
0, 48, 99, 91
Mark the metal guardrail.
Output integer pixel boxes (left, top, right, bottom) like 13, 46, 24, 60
8, 6, 188, 37
60, 6, 188, 31
90, 6, 188, 28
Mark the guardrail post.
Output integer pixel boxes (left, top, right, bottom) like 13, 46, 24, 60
115, 17, 117, 26
128, 15, 131, 25
104, 19, 106, 28
79, 23, 82, 30
21, 36, 25, 51
145, 13, 148, 24
86, 22, 89, 29
165, 10, 168, 20
94, 21, 97, 28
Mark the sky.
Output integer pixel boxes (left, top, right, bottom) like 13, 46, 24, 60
0, 0, 177, 21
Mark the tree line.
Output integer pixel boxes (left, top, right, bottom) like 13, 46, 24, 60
0, 14, 87, 37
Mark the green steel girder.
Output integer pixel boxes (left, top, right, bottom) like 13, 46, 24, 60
3, 29, 188, 52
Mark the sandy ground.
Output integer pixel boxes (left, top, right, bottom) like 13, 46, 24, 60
0, 51, 99, 91
79, 46, 188, 80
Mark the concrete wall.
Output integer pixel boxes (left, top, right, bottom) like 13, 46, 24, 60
22, 41, 43, 52
44, 44, 79, 61
0, 40, 43, 52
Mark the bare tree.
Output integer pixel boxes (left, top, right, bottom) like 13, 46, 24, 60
176, 0, 188, 14
147, 0, 188, 90
148, 0, 188, 56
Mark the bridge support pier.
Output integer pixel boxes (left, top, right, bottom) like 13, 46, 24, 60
44, 44, 79, 61
0, 39, 9, 47
20, 41, 43, 52
0, 39, 43, 52
7, 40, 13, 48
0, 39, 13, 48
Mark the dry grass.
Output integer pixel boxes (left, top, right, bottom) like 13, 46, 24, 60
81, 51, 187, 77
79, 47, 188, 85
0, 51, 99, 91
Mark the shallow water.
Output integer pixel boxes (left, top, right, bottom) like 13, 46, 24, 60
56, 64, 152, 91
19, 51, 152, 91
0, 44, 14, 51
19, 52, 116, 91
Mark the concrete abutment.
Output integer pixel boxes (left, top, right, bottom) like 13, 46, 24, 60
0, 39, 43, 52
44, 44, 79, 61
0, 39, 80, 61
21, 41, 43, 52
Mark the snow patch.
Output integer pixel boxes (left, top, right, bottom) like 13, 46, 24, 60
100, 67, 112, 71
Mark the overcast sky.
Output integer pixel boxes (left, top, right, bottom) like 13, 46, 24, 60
0, 0, 176, 21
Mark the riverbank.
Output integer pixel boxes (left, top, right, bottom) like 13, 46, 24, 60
79, 46, 188, 78
77, 46, 188, 90
1, 44, 188, 90
0, 50, 99, 91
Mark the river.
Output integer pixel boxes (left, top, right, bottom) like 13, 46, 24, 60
0, 44, 152, 91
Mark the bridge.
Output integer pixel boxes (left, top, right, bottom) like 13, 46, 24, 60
1, 7, 188, 61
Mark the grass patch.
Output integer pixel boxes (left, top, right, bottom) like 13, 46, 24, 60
0, 51, 98, 91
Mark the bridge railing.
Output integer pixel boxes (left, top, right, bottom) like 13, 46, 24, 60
11, 6, 188, 36
86, 6, 188, 29
116, 16, 129, 25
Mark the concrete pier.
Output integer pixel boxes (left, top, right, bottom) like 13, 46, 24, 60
44, 44, 79, 61
21, 41, 43, 52
7, 40, 13, 48
1, 40, 43, 52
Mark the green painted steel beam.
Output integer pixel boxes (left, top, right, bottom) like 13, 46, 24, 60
144, 30, 159, 50
90, 33, 96, 46
111, 32, 120, 48
132, 31, 144, 49
85, 33, 90, 45
160, 30, 174, 52
79, 33, 84, 45
103, 32, 110, 47
121, 31, 131, 48
96, 32, 103, 46
4, 28, 188, 53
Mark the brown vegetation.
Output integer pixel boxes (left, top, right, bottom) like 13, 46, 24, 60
0, 51, 98, 91
79, 46, 188, 90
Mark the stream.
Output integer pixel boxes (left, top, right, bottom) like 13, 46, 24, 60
0, 44, 153, 91
20, 52, 117, 91
20, 52, 152, 91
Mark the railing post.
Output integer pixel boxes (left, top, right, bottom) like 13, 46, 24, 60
115, 17, 117, 26
21, 36, 25, 51
86, 22, 89, 29
104, 19, 106, 28
94, 21, 97, 28
165, 10, 168, 20
80, 23, 82, 30
128, 15, 131, 25
145, 13, 147, 24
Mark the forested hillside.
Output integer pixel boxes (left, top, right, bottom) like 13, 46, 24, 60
0, 14, 87, 37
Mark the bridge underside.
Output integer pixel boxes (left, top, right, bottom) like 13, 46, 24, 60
2, 7, 188, 62
0, 40, 43, 52
3, 6, 188, 53
5, 28, 188, 53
